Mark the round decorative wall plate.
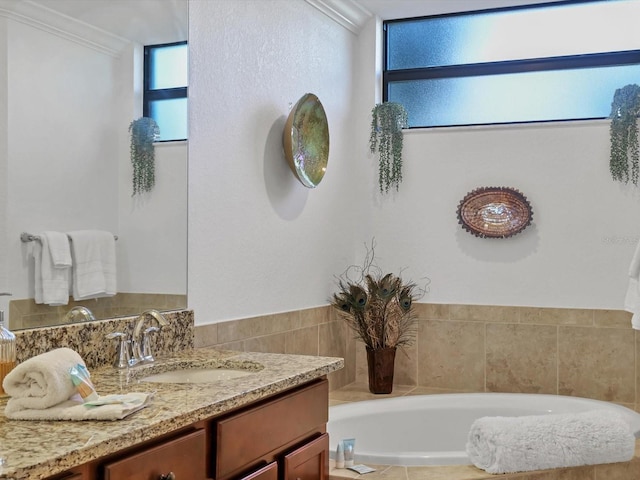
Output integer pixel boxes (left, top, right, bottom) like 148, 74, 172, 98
282, 93, 329, 188
456, 186, 533, 238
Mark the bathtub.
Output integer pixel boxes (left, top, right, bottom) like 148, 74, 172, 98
327, 393, 640, 466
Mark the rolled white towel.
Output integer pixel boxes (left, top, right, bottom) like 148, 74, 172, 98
466, 410, 635, 474
2, 348, 84, 411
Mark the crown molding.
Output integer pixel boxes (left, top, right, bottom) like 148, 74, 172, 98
0, 0, 129, 57
305, 0, 372, 34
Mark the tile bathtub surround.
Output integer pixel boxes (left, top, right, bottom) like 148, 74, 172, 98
195, 303, 639, 405
14, 309, 194, 369
195, 306, 356, 391
352, 304, 640, 408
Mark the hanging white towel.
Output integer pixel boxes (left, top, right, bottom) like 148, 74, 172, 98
45, 230, 72, 267
67, 230, 116, 301
624, 238, 640, 329
33, 231, 71, 306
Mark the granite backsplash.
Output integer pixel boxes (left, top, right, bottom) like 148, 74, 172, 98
13, 310, 194, 369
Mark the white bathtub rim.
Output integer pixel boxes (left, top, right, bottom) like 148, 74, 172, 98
328, 392, 640, 467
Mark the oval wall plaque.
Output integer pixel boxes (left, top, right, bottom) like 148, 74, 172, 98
282, 93, 329, 188
456, 186, 533, 238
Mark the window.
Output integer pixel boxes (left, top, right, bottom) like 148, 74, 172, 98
383, 0, 640, 128
144, 41, 188, 141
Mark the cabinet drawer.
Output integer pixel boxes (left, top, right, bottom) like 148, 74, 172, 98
215, 379, 328, 479
283, 433, 329, 480
103, 429, 207, 480
239, 462, 278, 480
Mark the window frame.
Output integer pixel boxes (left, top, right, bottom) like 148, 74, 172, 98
143, 40, 188, 142
382, 0, 640, 129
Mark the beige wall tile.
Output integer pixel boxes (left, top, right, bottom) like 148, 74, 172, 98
216, 318, 243, 343
594, 309, 632, 328
320, 320, 350, 390
521, 307, 593, 326
217, 313, 293, 343
355, 341, 368, 384
285, 325, 319, 356
449, 304, 519, 323
194, 323, 218, 348
243, 332, 287, 354
486, 323, 557, 394
344, 329, 357, 385
417, 320, 485, 391
296, 306, 331, 329
394, 342, 418, 386
214, 340, 244, 351
559, 326, 635, 403
413, 303, 449, 320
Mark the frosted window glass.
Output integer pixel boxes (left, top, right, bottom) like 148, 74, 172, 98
389, 64, 640, 127
149, 44, 188, 90
387, 0, 640, 70
149, 98, 187, 141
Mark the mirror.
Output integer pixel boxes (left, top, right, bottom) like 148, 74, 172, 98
0, 0, 188, 330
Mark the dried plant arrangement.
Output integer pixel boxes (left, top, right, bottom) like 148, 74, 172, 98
609, 84, 640, 186
330, 240, 426, 350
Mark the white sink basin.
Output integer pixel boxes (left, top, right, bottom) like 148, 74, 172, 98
141, 367, 255, 384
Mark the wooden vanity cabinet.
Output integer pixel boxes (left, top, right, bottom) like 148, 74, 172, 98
42, 378, 329, 480
214, 378, 329, 480
102, 428, 207, 480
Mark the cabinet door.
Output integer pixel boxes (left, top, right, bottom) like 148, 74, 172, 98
103, 429, 207, 480
283, 433, 329, 480
238, 462, 278, 480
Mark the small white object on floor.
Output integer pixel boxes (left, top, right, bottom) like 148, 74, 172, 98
346, 465, 376, 474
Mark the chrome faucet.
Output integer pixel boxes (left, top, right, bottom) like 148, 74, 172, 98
63, 306, 96, 323
130, 309, 168, 366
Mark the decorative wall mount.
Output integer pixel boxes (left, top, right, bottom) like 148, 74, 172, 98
282, 93, 329, 188
457, 187, 533, 239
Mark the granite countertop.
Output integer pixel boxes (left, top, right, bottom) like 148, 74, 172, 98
0, 347, 344, 480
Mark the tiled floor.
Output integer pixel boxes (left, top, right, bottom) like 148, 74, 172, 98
328, 383, 640, 480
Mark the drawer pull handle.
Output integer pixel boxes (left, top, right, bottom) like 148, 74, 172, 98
159, 473, 175, 480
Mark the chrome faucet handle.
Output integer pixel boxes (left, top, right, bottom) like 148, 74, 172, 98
106, 332, 132, 369
141, 326, 161, 362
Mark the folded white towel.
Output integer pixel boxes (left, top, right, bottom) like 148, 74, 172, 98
2, 348, 83, 410
625, 239, 640, 329
67, 230, 116, 301
4, 392, 152, 421
45, 231, 72, 267
466, 410, 635, 474
33, 232, 71, 306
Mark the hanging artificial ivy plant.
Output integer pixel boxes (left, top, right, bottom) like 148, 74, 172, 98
129, 117, 160, 195
609, 84, 640, 186
369, 102, 408, 194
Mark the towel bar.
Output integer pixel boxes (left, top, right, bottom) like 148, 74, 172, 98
20, 232, 118, 243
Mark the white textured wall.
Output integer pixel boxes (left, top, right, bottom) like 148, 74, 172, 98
189, 2, 640, 321
368, 122, 640, 309
351, 16, 640, 310
188, 0, 359, 323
